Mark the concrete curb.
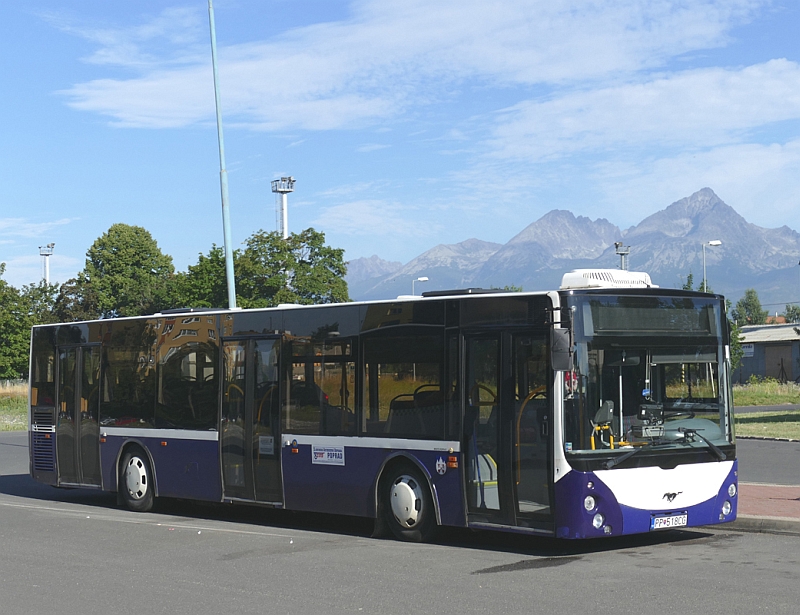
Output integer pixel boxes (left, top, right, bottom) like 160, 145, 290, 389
737, 436, 800, 442
728, 514, 800, 537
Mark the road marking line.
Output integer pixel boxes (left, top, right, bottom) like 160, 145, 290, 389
0, 499, 297, 538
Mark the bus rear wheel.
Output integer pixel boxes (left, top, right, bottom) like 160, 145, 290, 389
119, 446, 154, 512
383, 465, 436, 542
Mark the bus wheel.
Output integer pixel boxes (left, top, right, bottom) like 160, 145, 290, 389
383, 466, 435, 542
119, 446, 154, 513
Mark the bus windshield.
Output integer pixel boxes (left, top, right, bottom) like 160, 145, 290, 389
562, 294, 733, 457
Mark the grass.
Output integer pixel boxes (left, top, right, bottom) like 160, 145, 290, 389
0, 381, 28, 431
734, 410, 800, 440
733, 381, 800, 407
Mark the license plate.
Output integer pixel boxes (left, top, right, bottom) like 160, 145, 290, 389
650, 513, 688, 530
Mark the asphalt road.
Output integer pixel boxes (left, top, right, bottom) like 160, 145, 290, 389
1, 431, 799, 615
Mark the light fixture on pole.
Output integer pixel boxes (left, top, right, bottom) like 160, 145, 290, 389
614, 242, 630, 271
412, 276, 429, 296
39, 243, 54, 285
271, 176, 295, 239
702, 240, 722, 292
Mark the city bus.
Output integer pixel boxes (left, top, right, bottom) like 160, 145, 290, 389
28, 269, 737, 541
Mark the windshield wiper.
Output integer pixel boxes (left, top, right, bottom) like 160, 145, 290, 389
603, 446, 647, 470
678, 427, 727, 461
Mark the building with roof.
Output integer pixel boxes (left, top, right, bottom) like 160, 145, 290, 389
733, 323, 800, 384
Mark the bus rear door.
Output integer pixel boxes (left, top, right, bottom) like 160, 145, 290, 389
55, 345, 102, 487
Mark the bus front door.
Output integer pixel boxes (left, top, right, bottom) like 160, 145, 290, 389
464, 333, 553, 531
55, 345, 102, 487
221, 338, 283, 504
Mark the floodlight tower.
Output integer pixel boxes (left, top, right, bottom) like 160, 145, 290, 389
614, 242, 630, 271
39, 243, 55, 285
271, 177, 295, 239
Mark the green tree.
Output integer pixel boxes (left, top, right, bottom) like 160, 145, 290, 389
731, 289, 768, 326
82, 224, 175, 317
0, 264, 33, 378
173, 245, 232, 309
726, 299, 744, 370
19, 281, 60, 326
782, 304, 800, 324
681, 273, 694, 291
52, 277, 101, 322
178, 228, 349, 309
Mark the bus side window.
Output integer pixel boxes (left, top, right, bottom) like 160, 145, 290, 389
362, 332, 445, 439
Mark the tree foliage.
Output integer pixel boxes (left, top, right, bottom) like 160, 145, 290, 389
82, 223, 175, 318
731, 289, 768, 326
782, 304, 800, 324
177, 228, 349, 309
0, 272, 66, 378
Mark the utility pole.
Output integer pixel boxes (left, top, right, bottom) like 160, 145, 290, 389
208, 0, 237, 309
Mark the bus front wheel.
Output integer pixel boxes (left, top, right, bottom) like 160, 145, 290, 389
119, 446, 154, 513
383, 465, 435, 542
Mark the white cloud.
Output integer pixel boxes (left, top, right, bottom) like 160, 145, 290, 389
57, 1, 767, 130
314, 200, 436, 237
0, 253, 82, 289
356, 144, 390, 153
0, 218, 74, 239
488, 60, 800, 160
591, 139, 800, 229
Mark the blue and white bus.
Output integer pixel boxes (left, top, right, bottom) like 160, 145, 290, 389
28, 269, 737, 541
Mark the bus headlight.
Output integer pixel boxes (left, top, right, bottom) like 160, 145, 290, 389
728, 483, 737, 498
584, 495, 596, 511
592, 513, 605, 529
722, 501, 732, 516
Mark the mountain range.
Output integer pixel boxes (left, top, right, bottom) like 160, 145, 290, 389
346, 188, 800, 310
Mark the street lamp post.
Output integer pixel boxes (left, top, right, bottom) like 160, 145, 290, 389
702, 240, 722, 292
412, 276, 429, 296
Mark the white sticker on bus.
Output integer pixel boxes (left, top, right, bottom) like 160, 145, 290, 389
259, 435, 274, 455
312, 445, 345, 466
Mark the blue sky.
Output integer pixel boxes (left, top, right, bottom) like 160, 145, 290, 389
2, 0, 800, 288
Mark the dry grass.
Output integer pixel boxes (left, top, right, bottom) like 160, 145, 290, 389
733, 381, 800, 407
0, 381, 28, 431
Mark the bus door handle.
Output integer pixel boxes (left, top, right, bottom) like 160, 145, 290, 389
541, 416, 549, 438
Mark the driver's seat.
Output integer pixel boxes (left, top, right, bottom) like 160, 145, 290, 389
590, 401, 616, 449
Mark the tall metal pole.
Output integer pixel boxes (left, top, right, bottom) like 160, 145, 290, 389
208, 0, 237, 309
702, 243, 707, 293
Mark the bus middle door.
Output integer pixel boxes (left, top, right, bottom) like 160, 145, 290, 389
221, 337, 283, 504
464, 332, 553, 530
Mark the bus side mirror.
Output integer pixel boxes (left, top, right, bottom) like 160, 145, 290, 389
551, 328, 573, 372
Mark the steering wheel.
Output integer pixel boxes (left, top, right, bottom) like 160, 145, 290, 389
664, 410, 695, 419
469, 383, 497, 407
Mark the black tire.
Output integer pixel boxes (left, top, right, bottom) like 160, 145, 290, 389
119, 446, 155, 512
382, 464, 436, 542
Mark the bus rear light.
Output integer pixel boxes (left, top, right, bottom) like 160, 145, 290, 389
447, 455, 458, 468
160, 441, 168, 447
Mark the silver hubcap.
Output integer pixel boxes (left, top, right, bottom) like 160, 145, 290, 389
125, 456, 148, 500
390, 474, 423, 528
